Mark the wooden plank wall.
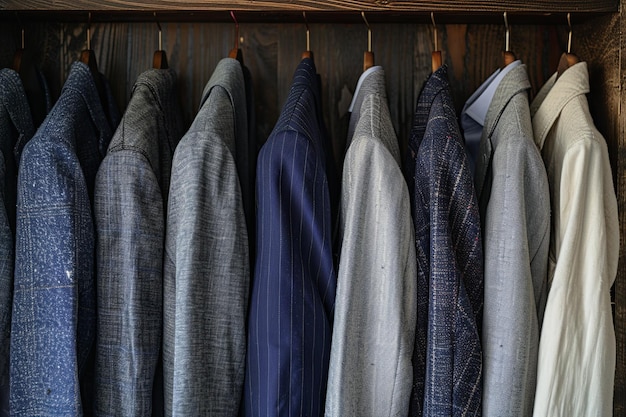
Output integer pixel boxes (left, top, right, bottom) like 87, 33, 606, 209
0, 11, 624, 415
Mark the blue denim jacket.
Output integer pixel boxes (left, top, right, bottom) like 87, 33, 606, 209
11, 61, 119, 416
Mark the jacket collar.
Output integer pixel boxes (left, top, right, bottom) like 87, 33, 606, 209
348, 66, 401, 166
0, 68, 36, 165
272, 57, 323, 146
198, 57, 247, 158
62, 62, 114, 157
530, 61, 589, 150
411, 65, 449, 152
347, 65, 384, 145
483, 63, 531, 140
474, 63, 531, 209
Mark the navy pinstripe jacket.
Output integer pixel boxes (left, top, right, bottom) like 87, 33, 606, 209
244, 57, 337, 417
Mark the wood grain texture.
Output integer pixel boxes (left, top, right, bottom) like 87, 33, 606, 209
607, 7, 626, 416
0, 0, 618, 13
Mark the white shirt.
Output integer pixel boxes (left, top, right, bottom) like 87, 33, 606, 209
530, 62, 619, 417
461, 60, 522, 174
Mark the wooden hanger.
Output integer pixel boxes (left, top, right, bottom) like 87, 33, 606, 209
502, 12, 516, 67
80, 13, 108, 117
361, 12, 374, 71
557, 13, 579, 79
430, 13, 442, 72
228, 11, 244, 65
301, 11, 314, 60
153, 13, 168, 69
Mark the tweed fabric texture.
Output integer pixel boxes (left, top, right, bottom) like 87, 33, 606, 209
0, 68, 48, 417
244, 57, 336, 417
406, 66, 483, 417
324, 66, 417, 417
473, 64, 550, 417
530, 62, 619, 417
163, 58, 249, 416
11, 61, 119, 416
94, 68, 182, 417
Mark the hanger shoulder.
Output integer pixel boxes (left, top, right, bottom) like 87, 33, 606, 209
502, 50, 516, 67
557, 52, 579, 79
153, 50, 168, 69
431, 51, 442, 73
363, 51, 374, 72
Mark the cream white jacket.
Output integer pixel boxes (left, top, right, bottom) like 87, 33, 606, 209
530, 62, 619, 417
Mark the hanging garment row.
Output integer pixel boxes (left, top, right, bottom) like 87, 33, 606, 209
0, 17, 619, 417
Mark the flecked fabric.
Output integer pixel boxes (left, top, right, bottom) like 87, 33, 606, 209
11, 61, 119, 416
0, 67, 49, 417
244, 57, 336, 417
406, 65, 484, 417
473, 64, 550, 417
163, 58, 249, 416
94, 68, 183, 417
324, 66, 417, 417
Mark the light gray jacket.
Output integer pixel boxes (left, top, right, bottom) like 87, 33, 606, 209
473, 63, 550, 417
325, 67, 417, 417
163, 58, 249, 416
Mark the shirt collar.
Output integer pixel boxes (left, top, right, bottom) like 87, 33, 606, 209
349, 65, 383, 113
530, 61, 590, 150
463, 60, 522, 127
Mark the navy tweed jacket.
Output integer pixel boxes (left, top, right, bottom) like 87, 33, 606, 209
244, 57, 336, 417
405, 66, 484, 417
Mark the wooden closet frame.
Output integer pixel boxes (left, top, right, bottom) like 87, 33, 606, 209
0, 0, 625, 414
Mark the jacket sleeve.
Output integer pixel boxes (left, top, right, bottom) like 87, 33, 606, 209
94, 150, 164, 416
163, 87, 249, 415
533, 130, 619, 417
481, 134, 550, 417
326, 132, 417, 417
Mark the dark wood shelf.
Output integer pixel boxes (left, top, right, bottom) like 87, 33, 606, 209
0, 0, 618, 23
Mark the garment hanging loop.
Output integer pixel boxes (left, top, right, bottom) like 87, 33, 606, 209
303, 11, 310, 51
567, 12, 572, 54
361, 11, 371, 53
230, 11, 239, 51
431, 12, 438, 52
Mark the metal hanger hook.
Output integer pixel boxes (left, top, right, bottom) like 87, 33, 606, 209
230, 11, 239, 50
503, 11, 510, 52
14, 12, 24, 49
154, 12, 163, 51
86, 12, 92, 50
303, 11, 310, 51
567, 12, 573, 54
361, 11, 372, 53
431, 12, 438, 52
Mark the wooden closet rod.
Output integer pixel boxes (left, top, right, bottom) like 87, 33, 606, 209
0, 0, 618, 23
0, 10, 613, 24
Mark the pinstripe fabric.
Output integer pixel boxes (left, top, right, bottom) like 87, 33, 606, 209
94, 68, 182, 417
11, 61, 119, 416
406, 66, 483, 417
163, 58, 249, 416
325, 66, 417, 417
244, 57, 336, 417
473, 64, 549, 417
